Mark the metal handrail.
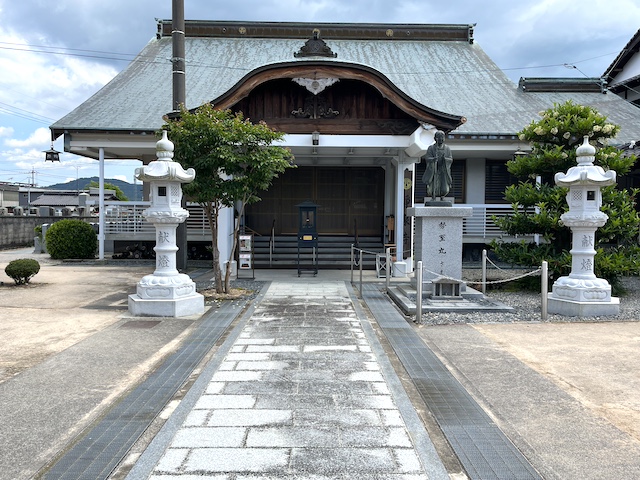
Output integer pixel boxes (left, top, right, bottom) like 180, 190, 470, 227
353, 218, 359, 247
269, 219, 276, 267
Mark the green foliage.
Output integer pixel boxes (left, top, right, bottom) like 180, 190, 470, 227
34, 225, 42, 240
85, 181, 129, 201
493, 101, 640, 285
5, 258, 40, 285
163, 104, 295, 292
45, 220, 97, 259
490, 241, 571, 279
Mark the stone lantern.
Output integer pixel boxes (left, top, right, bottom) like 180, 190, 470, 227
547, 135, 618, 316
128, 130, 204, 317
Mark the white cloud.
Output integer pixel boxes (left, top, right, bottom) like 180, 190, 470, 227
4, 127, 51, 149
0, 27, 118, 124
0, 126, 13, 138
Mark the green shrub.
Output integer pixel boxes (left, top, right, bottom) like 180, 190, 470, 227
46, 220, 97, 259
5, 258, 40, 285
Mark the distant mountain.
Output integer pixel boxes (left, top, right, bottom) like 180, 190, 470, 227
45, 177, 143, 201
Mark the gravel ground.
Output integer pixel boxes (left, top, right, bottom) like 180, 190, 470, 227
420, 269, 640, 325
192, 264, 640, 324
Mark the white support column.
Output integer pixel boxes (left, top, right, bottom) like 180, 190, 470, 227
394, 160, 405, 268
99, 147, 105, 260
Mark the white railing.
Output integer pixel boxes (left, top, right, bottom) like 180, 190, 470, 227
103, 201, 153, 235
102, 201, 210, 237
101, 201, 517, 241
460, 204, 514, 239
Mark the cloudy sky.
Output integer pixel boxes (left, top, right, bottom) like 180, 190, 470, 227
1, 0, 639, 187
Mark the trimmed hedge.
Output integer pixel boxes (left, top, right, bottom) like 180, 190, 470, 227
5, 258, 40, 285
46, 220, 97, 259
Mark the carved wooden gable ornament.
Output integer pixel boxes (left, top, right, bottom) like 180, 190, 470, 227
294, 29, 337, 58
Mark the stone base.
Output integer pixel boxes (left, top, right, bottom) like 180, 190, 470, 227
128, 293, 205, 317
547, 295, 619, 317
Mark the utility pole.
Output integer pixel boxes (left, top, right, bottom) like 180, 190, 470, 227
172, 0, 188, 271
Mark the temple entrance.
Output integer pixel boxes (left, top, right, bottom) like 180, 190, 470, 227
245, 166, 385, 237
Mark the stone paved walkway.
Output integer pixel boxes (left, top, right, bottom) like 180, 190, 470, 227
128, 280, 448, 479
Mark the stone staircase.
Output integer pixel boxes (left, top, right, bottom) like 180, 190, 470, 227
251, 235, 384, 269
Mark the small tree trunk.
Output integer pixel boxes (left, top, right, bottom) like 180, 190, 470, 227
224, 199, 246, 293
205, 203, 223, 293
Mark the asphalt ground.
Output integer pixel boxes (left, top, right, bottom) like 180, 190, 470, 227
0, 247, 639, 479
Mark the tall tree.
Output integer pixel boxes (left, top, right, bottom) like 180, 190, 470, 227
163, 104, 295, 293
492, 101, 640, 286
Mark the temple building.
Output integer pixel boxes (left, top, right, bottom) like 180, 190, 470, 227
50, 21, 640, 271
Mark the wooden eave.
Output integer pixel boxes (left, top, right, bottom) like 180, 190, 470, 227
173, 61, 465, 132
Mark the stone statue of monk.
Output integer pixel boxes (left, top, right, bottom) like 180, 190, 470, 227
422, 130, 453, 202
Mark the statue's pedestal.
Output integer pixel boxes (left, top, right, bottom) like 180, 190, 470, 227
407, 206, 472, 291
128, 273, 204, 317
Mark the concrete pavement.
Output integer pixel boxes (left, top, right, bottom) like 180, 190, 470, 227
127, 280, 449, 479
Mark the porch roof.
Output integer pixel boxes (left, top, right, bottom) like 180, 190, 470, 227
51, 20, 640, 146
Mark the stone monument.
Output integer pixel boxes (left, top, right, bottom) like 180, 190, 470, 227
128, 130, 205, 317
409, 131, 472, 296
548, 135, 619, 316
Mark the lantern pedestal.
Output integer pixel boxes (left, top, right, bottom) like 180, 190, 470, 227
128, 130, 204, 318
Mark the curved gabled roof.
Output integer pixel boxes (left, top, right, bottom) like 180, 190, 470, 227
51, 21, 640, 144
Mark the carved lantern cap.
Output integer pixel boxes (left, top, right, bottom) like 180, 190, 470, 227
135, 130, 196, 183
554, 135, 616, 187
156, 130, 175, 162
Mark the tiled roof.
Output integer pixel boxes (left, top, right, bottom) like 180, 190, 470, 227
51, 21, 640, 144
31, 194, 116, 206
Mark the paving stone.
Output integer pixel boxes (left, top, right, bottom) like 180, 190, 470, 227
234, 338, 275, 345
154, 448, 189, 473
185, 448, 290, 473
253, 393, 336, 409
183, 410, 209, 427
293, 409, 381, 427
207, 409, 293, 427
194, 394, 256, 410
394, 448, 425, 473
151, 475, 229, 480
234, 360, 293, 371
211, 371, 263, 382
333, 394, 396, 409
340, 427, 413, 447
226, 352, 270, 361
246, 426, 339, 447
348, 371, 385, 382
205, 382, 225, 394
372, 382, 391, 395
303, 345, 358, 352
290, 447, 396, 474
223, 381, 298, 395
245, 345, 300, 353
218, 361, 236, 371
380, 410, 406, 427
172, 427, 246, 448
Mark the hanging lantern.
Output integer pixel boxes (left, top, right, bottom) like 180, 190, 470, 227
43, 144, 60, 162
